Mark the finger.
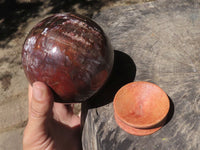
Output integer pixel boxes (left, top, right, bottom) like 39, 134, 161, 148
27, 81, 53, 130
53, 103, 80, 127
28, 84, 32, 114
53, 103, 73, 120
65, 104, 74, 115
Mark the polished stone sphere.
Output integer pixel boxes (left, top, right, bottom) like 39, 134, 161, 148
22, 13, 114, 103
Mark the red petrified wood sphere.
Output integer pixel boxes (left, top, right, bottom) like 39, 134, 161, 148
22, 13, 114, 103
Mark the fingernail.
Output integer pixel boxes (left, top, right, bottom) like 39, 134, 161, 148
33, 84, 44, 101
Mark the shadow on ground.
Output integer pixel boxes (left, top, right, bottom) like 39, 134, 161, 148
49, 0, 107, 16
0, 0, 120, 47
0, 0, 43, 47
81, 50, 136, 128
85, 50, 136, 109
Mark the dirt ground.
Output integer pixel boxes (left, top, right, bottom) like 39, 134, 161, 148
0, 0, 151, 149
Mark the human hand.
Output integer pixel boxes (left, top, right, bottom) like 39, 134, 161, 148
23, 82, 82, 150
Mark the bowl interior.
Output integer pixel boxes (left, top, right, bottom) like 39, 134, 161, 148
114, 81, 170, 129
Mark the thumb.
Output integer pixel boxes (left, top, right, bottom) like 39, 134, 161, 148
28, 82, 53, 130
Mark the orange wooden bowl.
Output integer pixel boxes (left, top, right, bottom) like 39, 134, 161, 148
113, 81, 170, 136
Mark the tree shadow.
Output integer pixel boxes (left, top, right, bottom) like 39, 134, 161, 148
0, 0, 109, 47
0, 0, 42, 47
48, 0, 116, 17
0, 0, 121, 48
0, 0, 141, 48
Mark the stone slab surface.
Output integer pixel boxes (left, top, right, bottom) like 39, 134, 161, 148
82, 0, 200, 149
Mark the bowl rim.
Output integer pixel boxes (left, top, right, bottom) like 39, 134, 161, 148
114, 112, 166, 136
113, 81, 170, 129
